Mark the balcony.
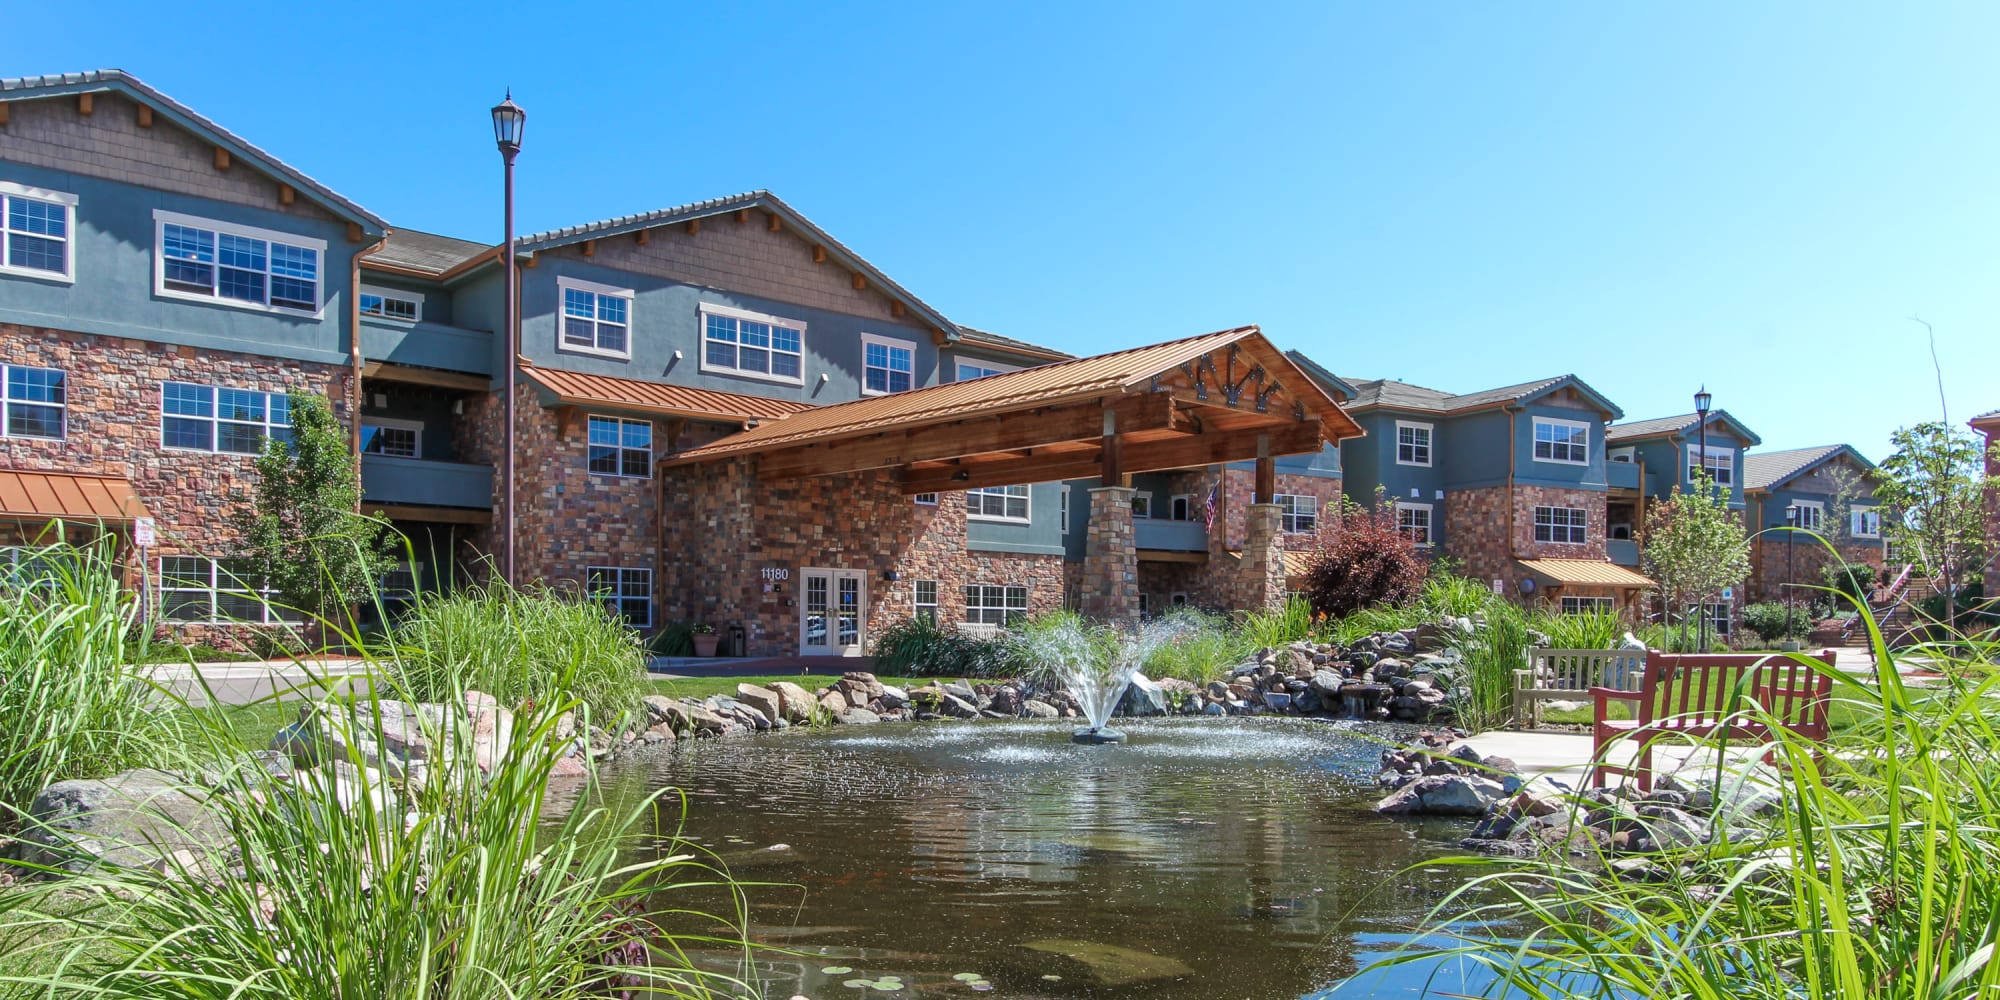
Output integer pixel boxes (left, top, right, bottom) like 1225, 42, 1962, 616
360, 318, 493, 377
361, 455, 494, 513
1608, 538, 1640, 567
1136, 519, 1208, 553
1608, 462, 1641, 491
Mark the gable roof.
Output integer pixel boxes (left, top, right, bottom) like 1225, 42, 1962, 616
1346, 374, 1624, 420
1742, 444, 1876, 491
957, 327, 1073, 363
665, 325, 1363, 465
1283, 350, 1359, 401
513, 190, 958, 340
364, 228, 494, 278
1606, 409, 1762, 446
0, 70, 387, 233
1972, 408, 2000, 430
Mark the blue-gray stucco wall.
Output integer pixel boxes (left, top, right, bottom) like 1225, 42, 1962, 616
964, 482, 1067, 555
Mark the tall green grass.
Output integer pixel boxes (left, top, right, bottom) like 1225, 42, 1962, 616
1143, 607, 1249, 684
1368, 601, 2000, 998
0, 536, 193, 832
1451, 598, 1534, 733
1529, 606, 1628, 650
1237, 596, 1316, 650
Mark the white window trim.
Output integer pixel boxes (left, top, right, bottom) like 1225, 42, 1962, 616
358, 284, 422, 323
585, 565, 653, 628
556, 276, 635, 361
860, 331, 919, 397
699, 302, 807, 386
1396, 501, 1435, 548
1130, 490, 1154, 519
361, 416, 424, 458
151, 209, 326, 318
1850, 508, 1881, 538
1560, 596, 1615, 614
914, 493, 939, 506
1276, 493, 1319, 534
157, 556, 293, 625
585, 414, 653, 480
1687, 444, 1734, 485
913, 579, 940, 620
1, 364, 67, 441
1170, 591, 1190, 608
0, 181, 79, 283
158, 380, 291, 456
1060, 485, 1072, 535
1531, 416, 1592, 466
1394, 420, 1434, 467
963, 582, 1029, 626
966, 484, 1031, 524
955, 358, 1019, 381
1170, 493, 1194, 522
1792, 499, 1826, 532
1533, 505, 1590, 545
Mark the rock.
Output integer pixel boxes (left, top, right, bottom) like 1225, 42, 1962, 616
765, 681, 818, 723
1376, 775, 1507, 816
1634, 805, 1710, 850
944, 681, 978, 702
1019, 939, 1194, 987
733, 684, 785, 723
682, 702, 732, 734
23, 769, 226, 872
989, 685, 1023, 716
837, 671, 886, 707
876, 684, 911, 711
939, 692, 980, 719
1120, 673, 1168, 716
1228, 660, 1263, 679
641, 695, 682, 728
290, 759, 394, 814
1023, 700, 1060, 719
837, 708, 882, 725
818, 690, 850, 716
1262, 692, 1293, 712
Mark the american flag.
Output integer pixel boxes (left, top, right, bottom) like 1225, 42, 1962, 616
1203, 485, 1218, 532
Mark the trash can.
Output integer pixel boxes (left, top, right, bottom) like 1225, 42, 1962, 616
726, 623, 747, 658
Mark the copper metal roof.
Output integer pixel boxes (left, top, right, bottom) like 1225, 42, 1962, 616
0, 470, 151, 523
523, 366, 816, 423
667, 325, 1355, 463
1518, 558, 1656, 588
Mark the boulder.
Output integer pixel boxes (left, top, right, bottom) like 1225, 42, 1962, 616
641, 695, 683, 728
989, 685, 1023, 716
1120, 673, 1167, 717
765, 681, 818, 723
1262, 691, 1293, 712
1308, 671, 1345, 702
876, 684, 911, 711
1375, 775, 1507, 816
837, 708, 882, 725
23, 769, 226, 872
1023, 700, 1060, 719
837, 671, 886, 707
734, 684, 785, 724
818, 689, 850, 717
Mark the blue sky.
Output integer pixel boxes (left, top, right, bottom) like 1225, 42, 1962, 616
9, 2, 1997, 457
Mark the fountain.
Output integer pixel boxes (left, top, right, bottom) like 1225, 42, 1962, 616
1012, 614, 1196, 744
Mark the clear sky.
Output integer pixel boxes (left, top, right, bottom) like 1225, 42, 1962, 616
8, 2, 1997, 457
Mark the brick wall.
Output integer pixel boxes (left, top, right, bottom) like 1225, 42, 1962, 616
1445, 485, 1512, 585
1, 92, 338, 224
1748, 536, 1887, 606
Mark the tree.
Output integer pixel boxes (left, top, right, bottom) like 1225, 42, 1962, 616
1874, 421, 1991, 630
1642, 473, 1751, 650
236, 391, 395, 626
1298, 491, 1427, 619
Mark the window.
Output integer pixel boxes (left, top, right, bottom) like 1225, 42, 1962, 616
1277, 493, 1319, 533
1702, 602, 1733, 637
380, 562, 420, 600
1, 182, 76, 280
154, 211, 322, 313
1060, 485, 1071, 534
914, 493, 939, 505
1791, 500, 1824, 532
701, 304, 805, 383
3, 365, 65, 440
360, 418, 422, 458
1131, 492, 1153, 519
586, 566, 652, 628
359, 287, 421, 322
1688, 446, 1732, 485
1560, 596, 1615, 614
161, 382, 291, 454
1137, 592, 1150, 617
159, 556, 287, 624
1396, 502, 1433, 546
964, 583, 1028, 626
956, 361, 1016, 381
1533, 505, 1589, 545
967, 484, 1029, 521
558, 278, 632, 358
1532, 417, 1590, 465
1170, 494, 1193, 522
862, 333, 916, 395
1395, 421, 1433, 466
914, 580, 939, 623
586, 416, 652, 478
1609, 446, 1636, 464
0, 547, 62, 597
1170, 592, 1189, 608
1850, 509, 1881, 538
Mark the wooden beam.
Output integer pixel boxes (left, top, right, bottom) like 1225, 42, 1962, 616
1254, 435, 1275, 504
363, 503, 492, 525
851, 273, 867, 291
685, 219, 701, 235
278, 184, 295, 205
581, 239, 596, 257
77, 94, 94, 116
213, 147, 230, 171
635, 228, 650, 246
1137, 550, 1209, 564
897, 422, 1325, 495
522, 254, 537, 268
735, 208, 750, 224
1100, 407, 1121, 486
0, 103, 10, 127
754, 395, 1184, 480
347, 222, 363, 244
554, 405, 580, 439
136, 104, 152, 128
812, 245, 827, 264
891, 301, 905, 318
361, 362, 491, 392
767, 212, 781, 232
930, 327, 949, 347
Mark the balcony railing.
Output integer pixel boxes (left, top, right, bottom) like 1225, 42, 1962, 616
1135, 519, 1208, 552
360, 318, 493, 376
361, 455, 494, 511
1608, 462, 1641, 490
1608, 538, 1640, 567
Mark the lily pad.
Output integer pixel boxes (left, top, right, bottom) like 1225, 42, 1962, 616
1021, 939, 1194, 986
871, 982, 905, 992
842, 979, 872, 989
953, 973, 984, 982
823, 966, 855, 975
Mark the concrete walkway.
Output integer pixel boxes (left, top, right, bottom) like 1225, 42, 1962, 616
1460, 728, 1778, 789
145, 657, 378, 707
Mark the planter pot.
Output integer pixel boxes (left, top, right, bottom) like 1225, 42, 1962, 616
692, 634, 721, 657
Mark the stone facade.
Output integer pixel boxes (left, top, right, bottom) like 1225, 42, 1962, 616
657, 457, 1065, 657
1129, 466, 1339, 614
1747, 536, 1887, 606
1236, 503, 1288, 612
0, 323, 350, 645
1081, 486, 1140, 623
1980, 418, 2000, 597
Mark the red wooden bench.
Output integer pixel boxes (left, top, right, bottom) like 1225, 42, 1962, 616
1590, 650, 1837, 791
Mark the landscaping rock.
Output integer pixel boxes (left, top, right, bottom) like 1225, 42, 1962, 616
733, 684, 784, 724
837, 708, 882, 725
23, 769, 226, 873
1121, 673, 1167, 716
817, 690, 850, 717
876, 684, 911, 711
1375, 775, 1507, 816
765, 681, 818, 723
1023, 700, 1060, 719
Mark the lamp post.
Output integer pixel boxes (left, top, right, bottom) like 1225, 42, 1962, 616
491, 93, 525, 585
1785, 503, 1800, 644
1693, 386, 1712, 650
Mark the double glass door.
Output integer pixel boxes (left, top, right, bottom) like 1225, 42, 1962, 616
800, 567, 865, 656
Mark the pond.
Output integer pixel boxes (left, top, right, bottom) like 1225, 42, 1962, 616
605, 716, 1506, 999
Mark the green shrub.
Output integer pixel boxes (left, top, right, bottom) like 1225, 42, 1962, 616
1418, 574, 1496, 620
1237, 596, 1315, 650
386, 584, 648, 729
1530, 606, 1628, 650
1298, 492, 1428, 618
1821, 560, 1876, 606
1143, 607, 1248, 683
869, 615, 1015, 678
1740, 601, 1808, 643
649, 620, 696, 657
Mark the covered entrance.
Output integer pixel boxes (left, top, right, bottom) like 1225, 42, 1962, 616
800, 567, 867, 656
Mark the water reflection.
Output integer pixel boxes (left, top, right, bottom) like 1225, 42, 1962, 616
600, 716, 1506, 998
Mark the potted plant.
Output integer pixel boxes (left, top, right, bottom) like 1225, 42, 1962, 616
691, 623, 721, 657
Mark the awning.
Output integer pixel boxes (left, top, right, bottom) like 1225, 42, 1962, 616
1518, 558, 1654, 588
524, 364, 817, 424
0, 470, 151, 523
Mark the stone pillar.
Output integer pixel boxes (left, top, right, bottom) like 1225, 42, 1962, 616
1081, 486, 1139, 623
1238, 502, 1288, 612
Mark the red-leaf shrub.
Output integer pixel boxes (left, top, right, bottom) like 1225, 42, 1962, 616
1298, 493, 1428, 618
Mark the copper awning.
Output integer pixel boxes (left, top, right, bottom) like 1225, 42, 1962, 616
524, 364, 817, 424
0, 470, 152, 523
1519, 558, 1655, 588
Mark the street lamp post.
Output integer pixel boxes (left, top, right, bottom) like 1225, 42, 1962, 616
1693, 386, 1713, 650
1785, 503, 1800, 644
492, 93, 526, 585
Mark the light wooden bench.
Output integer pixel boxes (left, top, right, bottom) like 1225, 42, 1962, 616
1590, 650, 1836, 791
1514, 647, 1646, 727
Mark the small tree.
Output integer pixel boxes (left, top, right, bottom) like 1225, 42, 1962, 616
1298, 492, 1427, 619
236, 391, 395, 625
1874, 420, 1991, 630
1642, 473, 1751, 651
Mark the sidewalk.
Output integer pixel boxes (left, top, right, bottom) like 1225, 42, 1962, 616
1459, 729, 1775, 789
144, 657, 378, 707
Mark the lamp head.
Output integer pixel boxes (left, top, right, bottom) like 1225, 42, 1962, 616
491, 91, 526, 155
